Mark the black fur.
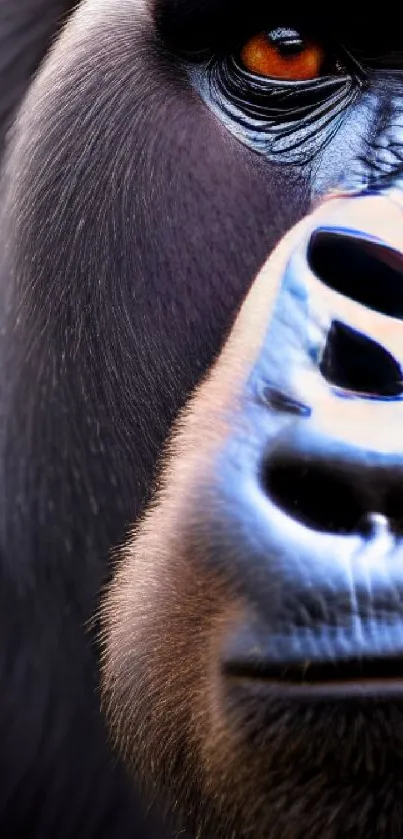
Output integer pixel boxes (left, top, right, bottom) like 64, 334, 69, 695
0, 1, 301, 836
0, 0, 77, 154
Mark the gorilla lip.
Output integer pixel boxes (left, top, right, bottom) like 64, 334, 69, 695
223, 655, 403, 698
220, 610, 403, 699
226, 677, 403, 699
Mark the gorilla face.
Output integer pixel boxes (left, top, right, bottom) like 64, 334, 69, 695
3, 0, 403, 837
100, 4, 403, 839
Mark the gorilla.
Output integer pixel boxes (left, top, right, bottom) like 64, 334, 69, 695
2, 1, 403, 838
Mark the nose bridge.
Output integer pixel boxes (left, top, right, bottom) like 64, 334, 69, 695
258, 194, 403, 389
257, 197, 403, 454
314, 77, 403, 199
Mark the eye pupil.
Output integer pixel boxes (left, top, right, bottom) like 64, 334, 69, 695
268, 27, 305, 57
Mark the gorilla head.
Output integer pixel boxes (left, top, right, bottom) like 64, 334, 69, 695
2, 1, 403, 838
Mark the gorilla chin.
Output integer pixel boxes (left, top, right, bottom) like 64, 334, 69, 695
102, 194, 403, 839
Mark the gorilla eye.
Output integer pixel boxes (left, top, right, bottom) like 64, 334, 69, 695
240, 27, 325, 81
187, 23, 360, 165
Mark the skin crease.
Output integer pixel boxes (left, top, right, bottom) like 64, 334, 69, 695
1, 0, 403, 837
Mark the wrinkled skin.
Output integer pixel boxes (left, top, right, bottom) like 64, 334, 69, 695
2, 1, 403, 837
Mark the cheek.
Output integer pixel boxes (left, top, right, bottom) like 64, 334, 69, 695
140, 106, 309, 388
102, 534, 225, 772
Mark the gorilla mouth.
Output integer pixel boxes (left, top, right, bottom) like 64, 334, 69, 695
223, 654, 403, 697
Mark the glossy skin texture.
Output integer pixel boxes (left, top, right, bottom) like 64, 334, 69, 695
1, 1, 403, 837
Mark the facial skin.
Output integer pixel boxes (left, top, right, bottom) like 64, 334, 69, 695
2, 0, 403, 837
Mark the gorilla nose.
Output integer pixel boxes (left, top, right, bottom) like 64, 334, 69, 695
261, 230, 403, 534
262, 435, 403, 539
210, 194, 403, 696
309, 230, 403, 395
308, 226, 403, 321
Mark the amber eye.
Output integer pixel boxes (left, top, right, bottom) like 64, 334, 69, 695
240, 27, 325, 81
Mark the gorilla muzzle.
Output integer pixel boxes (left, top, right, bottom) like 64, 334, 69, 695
203, 192, 403, 697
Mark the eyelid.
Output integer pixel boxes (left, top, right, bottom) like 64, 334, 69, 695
233, 57, 345, 88
237, 38, 365, 86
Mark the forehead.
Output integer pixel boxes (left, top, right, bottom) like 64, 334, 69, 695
153, 0, 403, 56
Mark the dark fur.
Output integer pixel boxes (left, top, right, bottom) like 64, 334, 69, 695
1, 1, 401, 837
0, 1, 301, 836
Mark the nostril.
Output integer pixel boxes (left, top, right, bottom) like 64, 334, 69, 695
320, 319, 403, 397
307, 228, 403, 319
262, 456, 368, 535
